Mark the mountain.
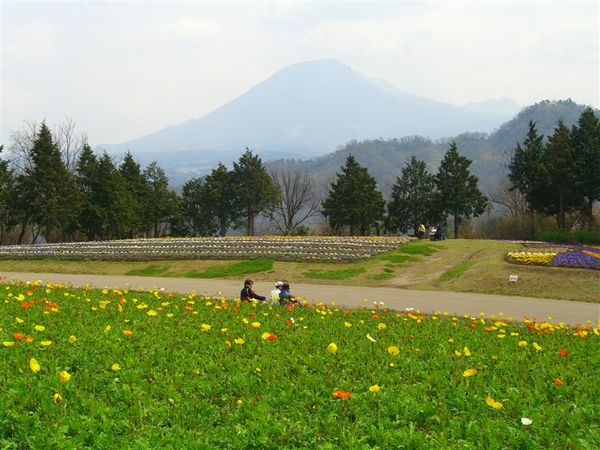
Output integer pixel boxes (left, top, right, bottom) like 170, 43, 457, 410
102, 59, 518, 179
272, 100, 599, 196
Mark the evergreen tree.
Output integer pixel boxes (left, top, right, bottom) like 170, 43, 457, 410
204, 163, 240, 236
434, 142, 487, 238
540, 121, 582, 230
508, 121, 546, 237
571, 108, 600, 228
232, 150, 279, 236
75, 144, 102, 240
143, 161, 178, 237
321, 155, 385, 235
180, 177, 217, 236
387, 156, 436, 234
21, 122, 77, 242
95, 153, 132, 239
0, 146, 15, 244
119, 152, 149, 237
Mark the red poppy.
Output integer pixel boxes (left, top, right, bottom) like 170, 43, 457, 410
184, 305, 193, 311
372, 314, 380, 319
559, 349, 567, 357
267, 334, 278, 341
13, 332, 24, 341
20, 301, 31, 309
554, 378, 564, 386
285, 320, 293, 327
332, 389, 351, 399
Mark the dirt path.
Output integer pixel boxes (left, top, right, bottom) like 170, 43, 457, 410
2, 271, 598, 325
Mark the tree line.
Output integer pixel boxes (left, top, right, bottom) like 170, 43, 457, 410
507, 107, 600, 234
0, 107, 596, 243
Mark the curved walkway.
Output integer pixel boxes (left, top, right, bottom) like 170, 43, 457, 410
2, 271, 598, 325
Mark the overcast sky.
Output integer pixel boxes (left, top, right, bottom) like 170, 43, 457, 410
1, 0, 598, 146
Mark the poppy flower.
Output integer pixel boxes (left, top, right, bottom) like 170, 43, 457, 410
559, 349, 567, 357
111, 363, 122, 371
554, 378, 564, 386
234, 338, 245, 345
387, 346, 400, 356
485, 396, 503, 410
58, 371, 71, 383
13, 333, 24, 341
332, 389, 351, 399
3, 341, 15, 347
34, 325, 45, 332
463, 368, 477, 378
52, 393, 63, 404
327, 343, 338, 354
369, 384, 381, 393
29, 358, 41, 373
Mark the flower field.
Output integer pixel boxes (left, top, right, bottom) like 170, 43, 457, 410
0, 236, 410, 263
507, 242, 600, 270
1, 281, 599, 448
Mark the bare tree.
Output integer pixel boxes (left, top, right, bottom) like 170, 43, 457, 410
7, 120, 38, 173
268, 167, 321, 234
55, 116, 87, 173
7, 117, 86, 174
488, 179, 528, 219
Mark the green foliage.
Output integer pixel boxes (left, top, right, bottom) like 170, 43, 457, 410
321, 155, 385, 235
118, 152, 150, 237
232, 149, 279, 235
304, 266, 366, 279
538, 121, 582, 230
204, 163, 240, 236
570, 107, 600, 227
0, 145, 15, 244
435, 142, 488, 238
537, 230, 600, 245
179, 177, 216, 236
0, 283, 598, 448
143, 162, 179, 238
387, 156, 436, 234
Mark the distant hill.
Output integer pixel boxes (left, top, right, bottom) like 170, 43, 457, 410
102, 59, 519, 180
273, 100, 599, 197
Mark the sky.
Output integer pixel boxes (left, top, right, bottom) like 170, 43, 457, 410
1, 0, 598, 146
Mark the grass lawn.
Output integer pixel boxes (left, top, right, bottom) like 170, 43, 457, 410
0, 239, 598, 302
1, 282, 598, 448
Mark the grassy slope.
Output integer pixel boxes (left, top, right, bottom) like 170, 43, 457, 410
0, 240, 598, 302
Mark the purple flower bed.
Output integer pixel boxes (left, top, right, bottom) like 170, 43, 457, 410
551, 251, 600, 270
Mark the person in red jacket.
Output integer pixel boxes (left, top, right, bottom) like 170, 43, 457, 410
240, 279, 266, 302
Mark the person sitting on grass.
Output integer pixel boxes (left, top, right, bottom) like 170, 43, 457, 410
270, 281, 283, 305
278, 282, 301, 307
240, 279, 266, 303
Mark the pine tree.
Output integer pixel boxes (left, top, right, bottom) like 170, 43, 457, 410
387, 156, 436, 234
321, 155, 385, 235
119, 152, 149, 237
0, 146, 15, 244
232, 150, 279, 236
181, 177, 217, 236
21, 122, 76, 242
204, 163, 240, 236
540, 121, 582, 230
435, 142, 487, 238
508, 121, 546, 237
75, 144, 102, 240
143, 161, 177, 237
571, 108, 600, 228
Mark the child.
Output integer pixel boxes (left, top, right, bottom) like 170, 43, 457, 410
278, 282, 301, 307
270, 281, 283, 305
240, 279, 266, 302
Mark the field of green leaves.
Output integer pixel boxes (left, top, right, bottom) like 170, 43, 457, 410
1, 281, 599, 448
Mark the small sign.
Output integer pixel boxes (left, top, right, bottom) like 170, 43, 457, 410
509, 274, 519, 282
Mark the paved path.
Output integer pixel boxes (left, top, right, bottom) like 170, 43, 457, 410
2, 271, 598, 325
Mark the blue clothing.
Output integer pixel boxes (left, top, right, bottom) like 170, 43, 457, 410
278, 290, 293, 306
